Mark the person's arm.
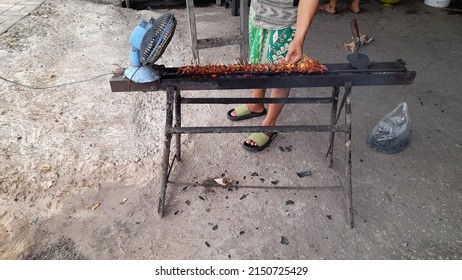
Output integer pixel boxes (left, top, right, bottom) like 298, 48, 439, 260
284, 0, 319, 64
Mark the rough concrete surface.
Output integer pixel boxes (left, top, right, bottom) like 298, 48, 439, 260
0, 0, 461, 259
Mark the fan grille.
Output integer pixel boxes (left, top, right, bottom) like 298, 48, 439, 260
140, 13, 177, 65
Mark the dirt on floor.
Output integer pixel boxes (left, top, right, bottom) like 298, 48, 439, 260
1, 0, 461, 260
0, 0, 210, 259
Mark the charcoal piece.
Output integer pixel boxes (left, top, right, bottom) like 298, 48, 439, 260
212, 225, 218, 230
205, 241, 211, 247
185, 200, 191, 205
296, 171, 312, 177
281, 236, 289, 245
250, 172, 259, 176
279, 146, 285, 152
286, 200, 295, 205
240, 194, 247, 200
271, 180, 279, 185
199, 196, 205, 200
239, 231, 245, 235
327, 215, 332, 220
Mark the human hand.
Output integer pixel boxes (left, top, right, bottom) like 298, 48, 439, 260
284, 40, 303, 64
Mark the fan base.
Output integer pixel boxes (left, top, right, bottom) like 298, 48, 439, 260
124, 66, 160, 83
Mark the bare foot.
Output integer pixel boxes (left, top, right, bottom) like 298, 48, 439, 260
348, 4, 360, 14
318, 3, 336, 14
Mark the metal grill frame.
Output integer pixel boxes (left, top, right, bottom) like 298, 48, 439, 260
110, 60, 416, 228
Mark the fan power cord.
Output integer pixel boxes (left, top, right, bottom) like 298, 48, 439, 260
0, 70, 122, 90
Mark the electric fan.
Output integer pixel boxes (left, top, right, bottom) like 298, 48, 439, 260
124, 13, 176, 83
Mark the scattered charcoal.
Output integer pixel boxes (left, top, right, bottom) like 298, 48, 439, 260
297, 171, 312, 177
243, 176, 246, 179
199, 196, 205, 200
271, 180, 279, 185
314, 195, 318, 199
182, 186, 188, 191
360, 159, 364, 162
235, 181, 239, 185
239, 231, 245, 235
279, 146, 285, 152
228, 255, 231, 259
285, 146, 292, 152
286, 200, 295, 206
259, 178, 265, 182
221, 173, 225, 177
225, 196, 229, 199
205, 241, 210, 247
281, 236, 289, 245
205, 186, 217, 193
228, 187, 233, 191
212, 225, 218, 230
185, 200, 191, 205
174, 211, 179, 215
240, 194, 247, 200
250, 172, 259, 176
327, 215, 332, 220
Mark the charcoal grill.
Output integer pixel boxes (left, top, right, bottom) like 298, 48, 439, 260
110, 60, 416, 228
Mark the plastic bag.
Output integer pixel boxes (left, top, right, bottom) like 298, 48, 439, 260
368, 102, 410, 154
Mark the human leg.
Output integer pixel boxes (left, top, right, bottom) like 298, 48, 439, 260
244, 88, 290, 147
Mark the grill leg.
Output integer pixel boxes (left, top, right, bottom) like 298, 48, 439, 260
158, 87, 175, 217
328, 86, 339, 168
344, 83, 354, 228
174, 89, 182, 161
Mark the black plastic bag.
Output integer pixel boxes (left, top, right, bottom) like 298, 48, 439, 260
368, 102, 410, 154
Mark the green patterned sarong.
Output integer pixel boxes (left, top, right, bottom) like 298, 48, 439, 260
248, 9, 296, 64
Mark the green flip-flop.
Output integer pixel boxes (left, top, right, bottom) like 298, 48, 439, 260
242, 132, 278, 152
227, 104, 267, 121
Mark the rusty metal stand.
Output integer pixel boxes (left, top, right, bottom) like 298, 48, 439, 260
157, 83, 354, 228
110, 61, 416, 229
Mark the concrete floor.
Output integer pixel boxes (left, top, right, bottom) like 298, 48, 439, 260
155, 0, 462, 259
